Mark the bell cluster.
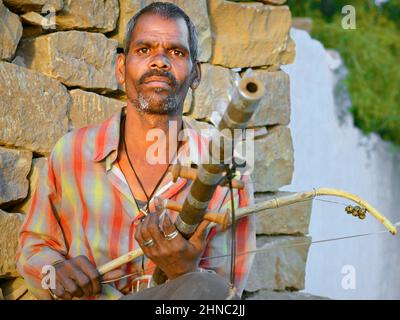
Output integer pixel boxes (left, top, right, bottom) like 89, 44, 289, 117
345, 205, 367, 220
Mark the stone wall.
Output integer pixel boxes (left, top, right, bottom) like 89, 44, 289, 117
0, 0, 313, 300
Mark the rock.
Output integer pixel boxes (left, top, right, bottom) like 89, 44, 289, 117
243, 68, 291, 127
258, 0, 287, 4
0, 62, 70, 155
19, 9, 57, 37
111, 0, 141, 50
254, 191, 312, 235
188, 63, 236, 120
12, 158, 47, 215
0, 277, 28, 299
0, 148, 32, 208
18, 289, 38, 300
3, 0, 63, 12
0, 210, 25, 278
245, 236, 311, 292
279, 37, 296, 66
208, 0, 295, 68
56, 0, 119, 33
251, 126, 294, 192
19, 10, 56, 38
16, 31, 119, 93
20, 10, 46, 26
69, 89, 125, 129
0, 0, 23, 61
182, 87, 193, 114
245, 290, 330, 300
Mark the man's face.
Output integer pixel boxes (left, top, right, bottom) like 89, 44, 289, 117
117, 14, 200, 115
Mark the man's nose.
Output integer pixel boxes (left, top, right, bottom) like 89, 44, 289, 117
149, 52, 171, 71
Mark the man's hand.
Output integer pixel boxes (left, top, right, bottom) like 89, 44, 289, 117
135, 210, 210, 280
52, 255, 101, 300
52, 256, 125, 300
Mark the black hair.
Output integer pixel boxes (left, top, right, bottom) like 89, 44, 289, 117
124, 2, 199, 63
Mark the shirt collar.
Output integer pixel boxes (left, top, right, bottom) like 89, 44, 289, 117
92, 107, 124, 165
91, 107, 210, 169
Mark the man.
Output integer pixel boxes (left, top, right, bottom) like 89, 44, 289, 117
17, 2, 255, 300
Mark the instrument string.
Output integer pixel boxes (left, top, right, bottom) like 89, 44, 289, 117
315, 198, 349, 207
202, 225, 400, 263
101, 220, 400, 285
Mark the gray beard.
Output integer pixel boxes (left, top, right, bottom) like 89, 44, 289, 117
133, 91, 180, 115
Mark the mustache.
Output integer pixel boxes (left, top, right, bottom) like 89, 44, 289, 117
139, 70, 178, 87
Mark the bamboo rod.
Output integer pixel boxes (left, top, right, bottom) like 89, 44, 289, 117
98, 249, 143, 275
233, 188, 398, 235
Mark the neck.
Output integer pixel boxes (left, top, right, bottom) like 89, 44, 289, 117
123, 101, 182, 163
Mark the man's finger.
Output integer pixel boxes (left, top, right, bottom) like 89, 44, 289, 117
75, 256, 102, 296
145, 212, 165, 245
54, 280, 71, 300
162, 213, 184, 245
58, 274, 83, 298
139, 214, 156, 246
162, 212, 176, 235
190, 220, 211, 244
68, 262, 92, 297
154, 197, 164, 216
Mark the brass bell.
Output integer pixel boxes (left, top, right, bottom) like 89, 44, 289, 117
345, 205, 353, 214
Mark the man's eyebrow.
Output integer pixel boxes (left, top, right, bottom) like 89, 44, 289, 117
167, 42, 189, 53
131, 39, 189, 53
131, 40, 153, 47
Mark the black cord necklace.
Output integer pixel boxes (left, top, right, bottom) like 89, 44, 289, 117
120, 114, 179, 216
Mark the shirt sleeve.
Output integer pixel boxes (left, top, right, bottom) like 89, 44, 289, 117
16, 146, 68, 300
199, 174, 256, 297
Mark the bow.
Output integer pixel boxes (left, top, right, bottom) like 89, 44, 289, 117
97, 187, 397, 276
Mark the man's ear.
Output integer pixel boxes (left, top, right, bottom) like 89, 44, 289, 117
190, 61, 201, 90
116, 53, 126, 85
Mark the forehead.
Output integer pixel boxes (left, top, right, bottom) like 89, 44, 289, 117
130, 13, 189, 46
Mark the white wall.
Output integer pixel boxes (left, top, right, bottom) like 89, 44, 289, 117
282, 29, 400, 299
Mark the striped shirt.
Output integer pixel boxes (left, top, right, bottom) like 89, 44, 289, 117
17, 108, 256, 300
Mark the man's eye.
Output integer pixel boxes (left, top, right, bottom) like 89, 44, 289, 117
171, 49, 184, 56
138, 48, 149, 54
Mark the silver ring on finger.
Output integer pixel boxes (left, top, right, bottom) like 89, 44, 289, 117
164, 230, 179, 241
143, 238, 155, 247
